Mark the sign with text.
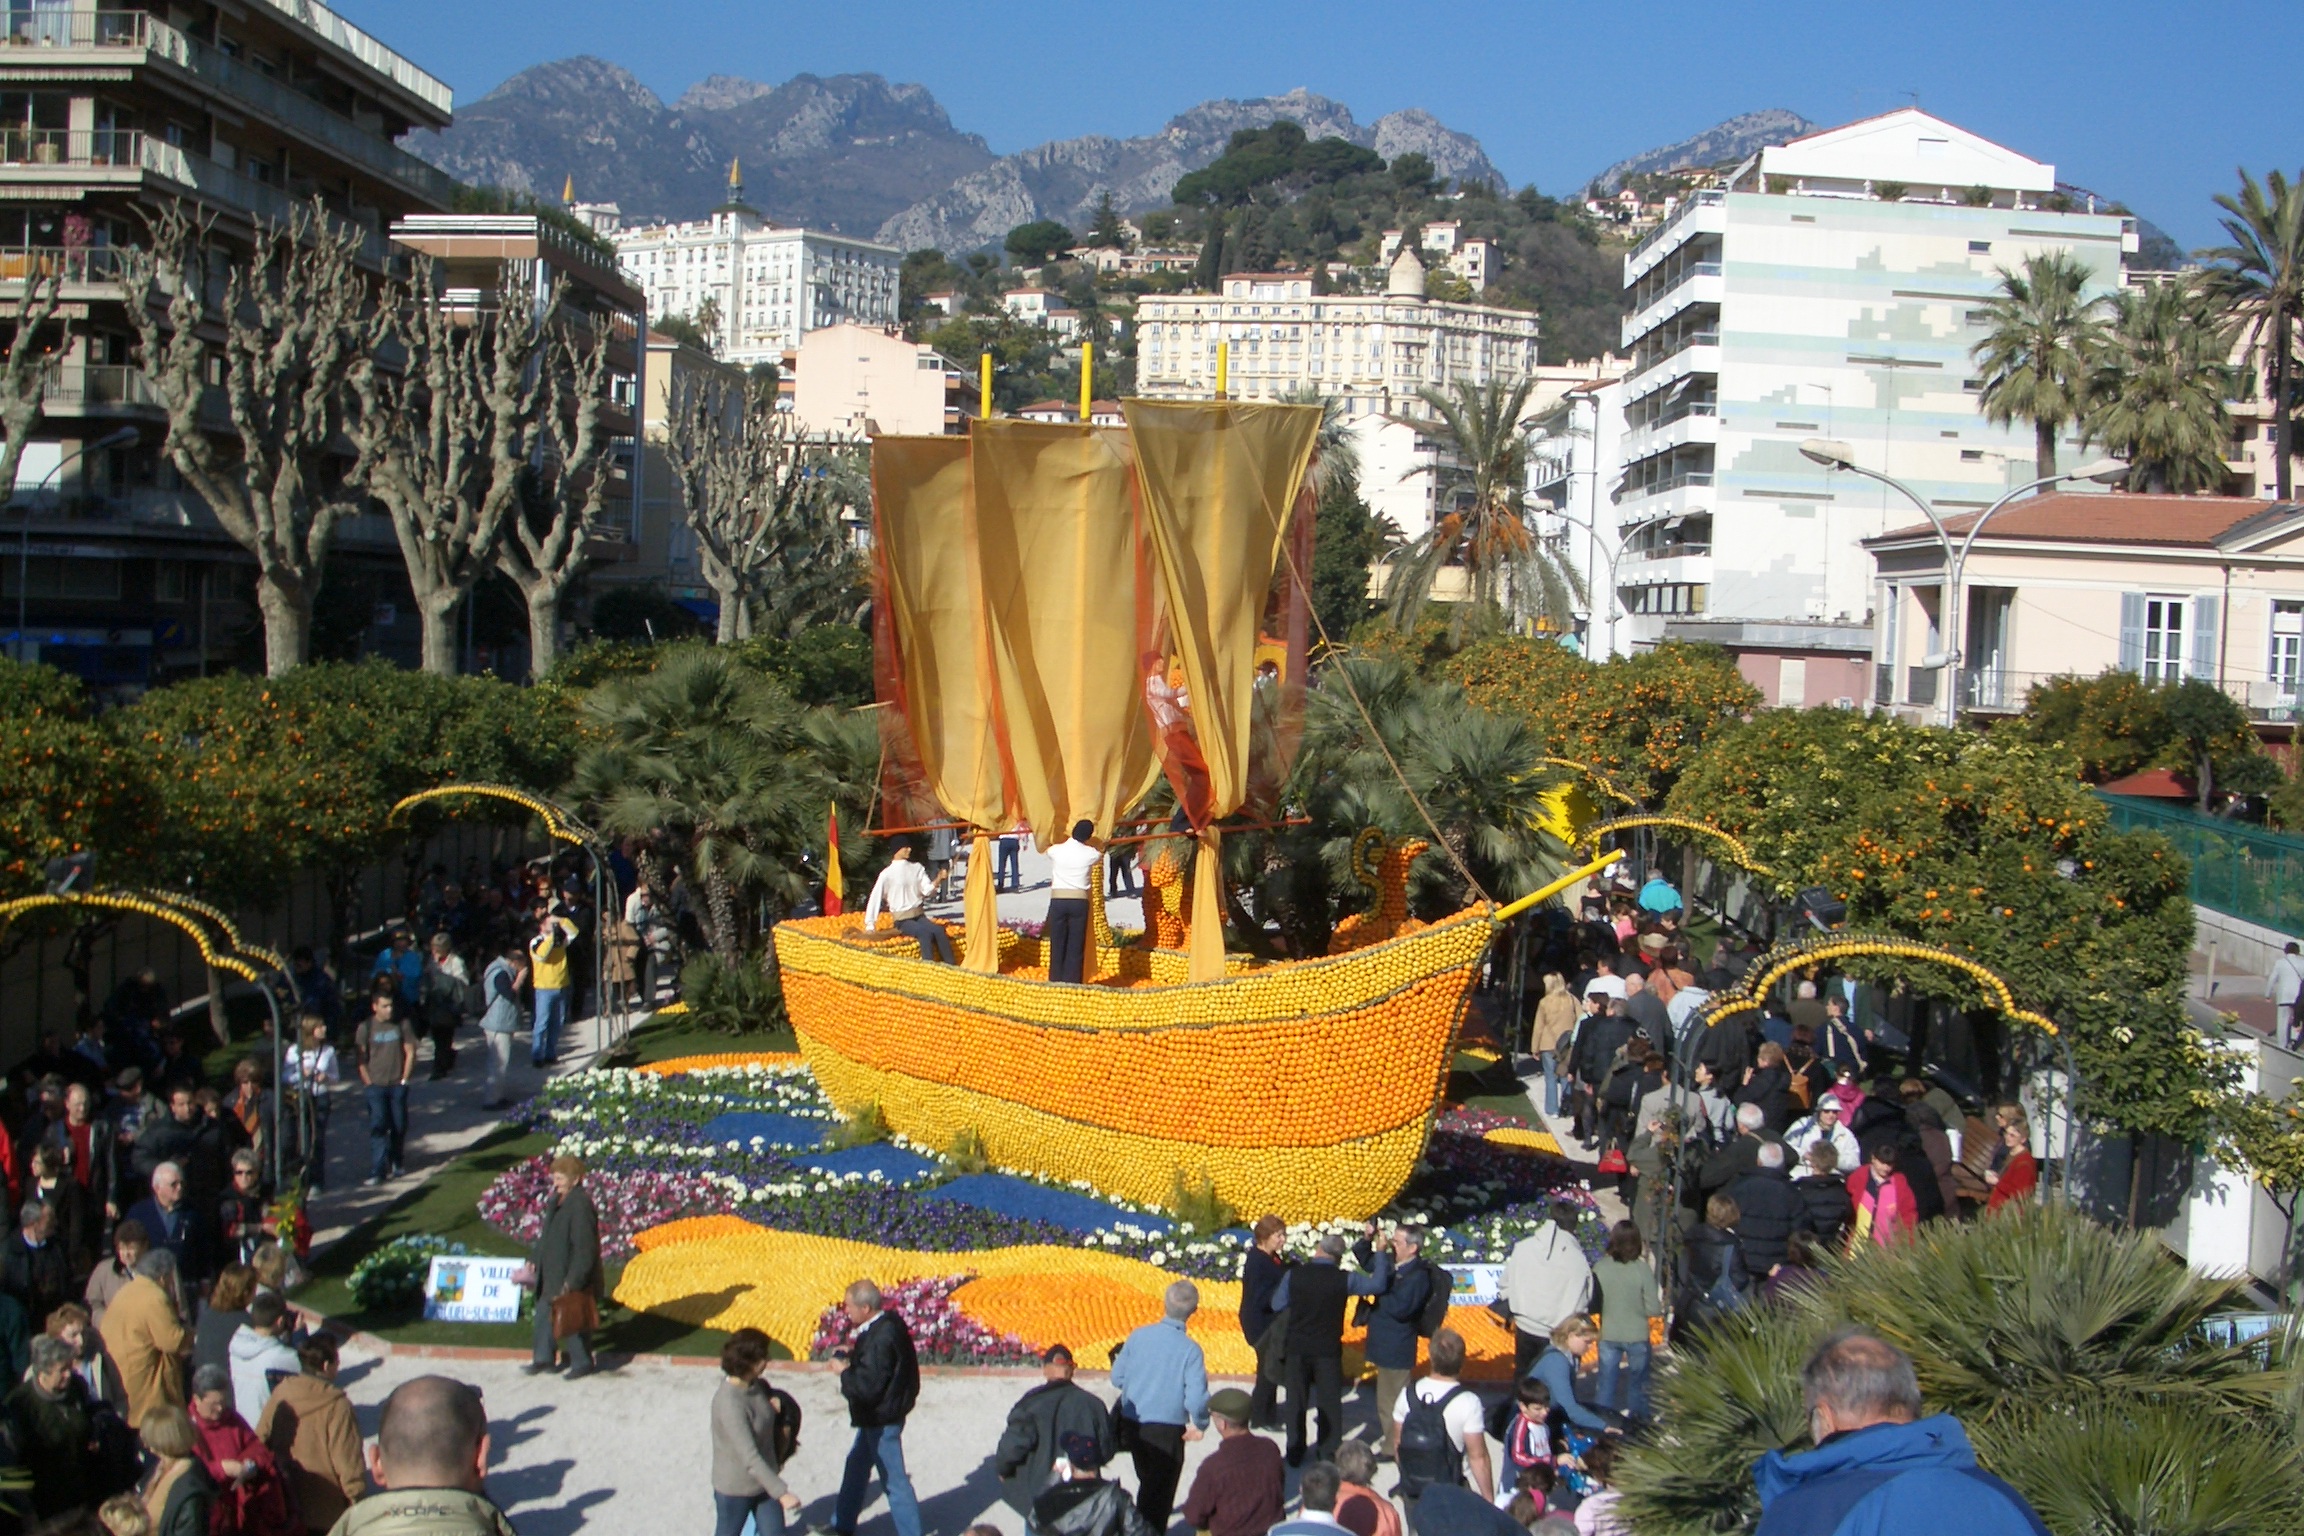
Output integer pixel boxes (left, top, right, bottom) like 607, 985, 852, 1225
1450, 1263, 1505, 1307
423, 1256, 525, 1323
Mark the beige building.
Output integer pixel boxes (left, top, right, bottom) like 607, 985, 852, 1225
1864, 492, 2304, 723
791, 323, 967, 437
635, 329, 744, 606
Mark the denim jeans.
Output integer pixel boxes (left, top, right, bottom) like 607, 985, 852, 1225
714, 1492, 787, 1536
364, 1083, 407, 1179
834, 1423, 920, 1536
995, 838, 1020, 890
1541, 1050, 1561, 1117
1597, 1339, 1651, 1418
531, 988, 566, 1062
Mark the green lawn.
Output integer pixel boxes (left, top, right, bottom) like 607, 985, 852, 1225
304, 1012, 794, 1358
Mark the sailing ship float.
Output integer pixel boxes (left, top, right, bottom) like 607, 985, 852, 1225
773, 400, 1600, 1221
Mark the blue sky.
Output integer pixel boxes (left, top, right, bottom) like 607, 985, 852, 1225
338, 0, 2301, 249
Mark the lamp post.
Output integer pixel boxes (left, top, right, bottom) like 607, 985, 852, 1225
14, 425, 139, 660
1798, 438, 2127, 726
1544, 504, 1626, 659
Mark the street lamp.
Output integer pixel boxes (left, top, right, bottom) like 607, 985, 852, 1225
1798, 438, 2127, 726
14, 425, 139, 660
1544, 503, 1626, 658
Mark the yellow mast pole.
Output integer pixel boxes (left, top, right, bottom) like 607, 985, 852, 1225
1079, 340, 1093, 421
1215, 340, 1228, 401
979, 353, 993, 418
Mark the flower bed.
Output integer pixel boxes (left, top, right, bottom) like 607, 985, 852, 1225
348, 1235, 459, 1313
477, 1155, 735, 1260
809, 1275, 1037, 1366
925, 1173, 1176, 1237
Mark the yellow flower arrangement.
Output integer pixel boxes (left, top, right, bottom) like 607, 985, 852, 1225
633, 1051, 807, 1077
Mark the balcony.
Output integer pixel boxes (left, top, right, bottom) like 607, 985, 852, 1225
0, 11, 453, 207
1622, 262, 1724, 350
244, 0, 453, 118
1613, 473, 1715, 526
1627, 189, 1727, 280
1621, 400, 1719, 458
0, 127, 138, 170
1624, 333, 1720, 405
41, 363, 230, 426
1619, 551, 1714, 587
0, 244, 131, 288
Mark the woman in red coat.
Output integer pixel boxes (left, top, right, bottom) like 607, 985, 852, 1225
188, 1366, 295, 1536
1846, 1141, 1920, 1248
1986, 1115, 2039, 1213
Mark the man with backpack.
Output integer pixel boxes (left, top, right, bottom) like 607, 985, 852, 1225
1394, 1328, 1494, 1504
1351, 1223, 1449, 1459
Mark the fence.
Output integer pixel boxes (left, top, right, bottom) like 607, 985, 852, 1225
2096, 792, 2304, 936
0, 819, 563, 1066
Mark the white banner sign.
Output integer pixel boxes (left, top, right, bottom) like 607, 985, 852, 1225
423, 1256, 526, 1323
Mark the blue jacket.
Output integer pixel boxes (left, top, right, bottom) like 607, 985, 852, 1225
1110, 1317, 1209, 1430
1753, 1415, 2048, 1536
1525, 1344, 1610, 1432
1351, 1238, 1435, 1370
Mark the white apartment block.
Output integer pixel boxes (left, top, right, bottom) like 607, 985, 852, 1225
1134, 249, 1541, 539
1002, 288, 1083, 338
603, 170, 901, 368
1614, 109, 2139, 665
1379, 222, 1498, 292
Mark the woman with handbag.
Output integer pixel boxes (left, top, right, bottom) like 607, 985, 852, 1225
523, 1154, 602, 1380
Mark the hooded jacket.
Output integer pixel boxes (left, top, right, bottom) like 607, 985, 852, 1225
1752, 1414, 2049, 1536
229, 1323, 302, 1423
258, 1371, 367, 1533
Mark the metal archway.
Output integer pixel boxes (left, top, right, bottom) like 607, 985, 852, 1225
388, 784, 629, 1053
0, 890, 298, 1188
1573, 814, 1772, 879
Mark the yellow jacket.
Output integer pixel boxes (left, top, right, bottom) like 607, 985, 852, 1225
100, 1275, 187, 1427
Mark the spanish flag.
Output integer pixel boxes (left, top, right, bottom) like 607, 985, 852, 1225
822, 801, 845, 916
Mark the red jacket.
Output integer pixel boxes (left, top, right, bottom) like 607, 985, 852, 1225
1987, 1148, 2038, 1212
1846, 1166, 1919, 1245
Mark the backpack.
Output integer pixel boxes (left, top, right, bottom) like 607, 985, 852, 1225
1416, 1262, 1455, 1338
1396, 1381, 1470, 1498
767, 1384, 802, 1465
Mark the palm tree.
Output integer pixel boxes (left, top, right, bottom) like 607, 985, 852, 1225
1382, 377, 1585, 634
570, 649, 829, 962
1971, 250, 2109, 477
1618, 1204, 2304, 1536
2084, 276, 2236, 493
2199, 167, 2304, 500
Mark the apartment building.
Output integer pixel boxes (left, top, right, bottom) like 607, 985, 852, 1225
1133, 248, 1542, 539
608, 167, 902, 368
1613, 109, 2140, 678
791, 322, 968, 437
636, 328, 744, 610
0, 0, 455, 688
1864, 493, 2304, 724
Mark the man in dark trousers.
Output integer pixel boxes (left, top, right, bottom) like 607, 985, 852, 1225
1351, 1221, 1437, 1458
833, 1277, 923, 1536
1270, 1231, 1390, 1466
994, 1343, 1114, 1517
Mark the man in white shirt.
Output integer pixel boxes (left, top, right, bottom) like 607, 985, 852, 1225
2274, 941, 2304, 1048
1044, 819, 1101, 984
863, 843, 954, 963
1392, 1328, 1493, 1500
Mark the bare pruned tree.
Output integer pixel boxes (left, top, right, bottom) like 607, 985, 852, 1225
0, 265, 65, 508
663, 372, 861, 643
349, 258, 552, 675
495, 320, 614, 677
120, 201, 379, 674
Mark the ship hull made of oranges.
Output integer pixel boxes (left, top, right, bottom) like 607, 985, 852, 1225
773, 906, 1497, 1220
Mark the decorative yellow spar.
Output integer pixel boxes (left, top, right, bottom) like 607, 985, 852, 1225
773, 852, 1618, 1221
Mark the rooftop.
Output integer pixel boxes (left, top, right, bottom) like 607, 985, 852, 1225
1868, 493, 2303, 551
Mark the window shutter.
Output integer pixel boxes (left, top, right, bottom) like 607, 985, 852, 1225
2118, 592, 2146, 674
2190, 595, 2220, 681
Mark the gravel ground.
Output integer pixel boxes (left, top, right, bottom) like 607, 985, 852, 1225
337, 1344, 1394, 1536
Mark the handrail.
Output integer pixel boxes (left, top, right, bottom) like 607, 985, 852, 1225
244, 0, 453, 115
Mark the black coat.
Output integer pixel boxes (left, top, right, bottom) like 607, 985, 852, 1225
1793, 1173, 1854, 1248
841, 1310, 920, 1428
997, 1380, 1116, 1515
531, 1186, 600, 1299
1625, 990, 1674, 1058
1725, 1166, 1813, 1275
1675, 1224, 1751, 1317
1239, 1248, 1287, 1345
1735, 1064, 1795, 1132
1698, 1135, 1765, 1198
0, 1232, 73, 1326
1282, 1260, 1352, 1360
6, 1375, 94, 1520
1031, 1477, 1154, 1536
1575, 1016, 1636, 1087
1352, 1240, 1434, 1371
